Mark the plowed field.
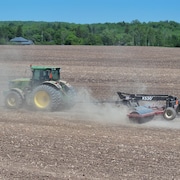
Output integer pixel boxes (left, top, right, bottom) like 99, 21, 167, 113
0, 45, 180, 179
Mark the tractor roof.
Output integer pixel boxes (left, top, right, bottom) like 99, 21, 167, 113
30, 65, 61, 70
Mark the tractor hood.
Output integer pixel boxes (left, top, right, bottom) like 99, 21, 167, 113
10, 78, 31, 83
9, 78, 31, 90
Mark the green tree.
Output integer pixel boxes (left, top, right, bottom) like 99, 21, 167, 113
54, 29, 62, 45
0, 20, 180, 47
65, 33, 79, 45
16, 25, 23, 37
146, 27, 156, 46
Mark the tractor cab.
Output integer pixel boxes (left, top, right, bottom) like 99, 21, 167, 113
30, 65, 61, 86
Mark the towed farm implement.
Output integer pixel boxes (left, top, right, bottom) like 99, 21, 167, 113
116, 92, 180, 123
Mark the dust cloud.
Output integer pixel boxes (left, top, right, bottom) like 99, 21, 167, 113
0, 47, 32, 107
67, 87, 180, 129
143, 116, 180, 129
0, 66, 14, 107
71, 87, 130, 125
0, 48, 22, 106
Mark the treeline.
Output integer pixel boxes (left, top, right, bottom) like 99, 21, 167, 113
0, 20, 180, 47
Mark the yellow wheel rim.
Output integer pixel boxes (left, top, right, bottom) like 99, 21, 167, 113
34, 91, 50, 108
7, 97, 16, 107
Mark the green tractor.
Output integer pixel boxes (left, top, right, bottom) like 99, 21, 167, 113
4, 65, 76, 111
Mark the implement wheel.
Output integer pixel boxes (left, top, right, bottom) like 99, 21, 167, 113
31, 85, 61, 111
163, 107, 176, 120
5, 91, 23, 109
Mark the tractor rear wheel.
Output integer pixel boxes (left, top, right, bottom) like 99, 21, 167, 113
31, 85, 61, 111
5, 91, 23, 109
163, 107, 176, 120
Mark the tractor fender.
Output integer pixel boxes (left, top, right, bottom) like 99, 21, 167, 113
59, 80, 72, 88
10, 88, 25, 99
42, 81, 62, 90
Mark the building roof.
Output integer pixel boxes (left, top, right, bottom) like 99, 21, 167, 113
10, 37, 28, 42
10, 37, 34, 45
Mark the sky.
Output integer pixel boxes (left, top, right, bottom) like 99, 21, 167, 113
0, 0, 180, 24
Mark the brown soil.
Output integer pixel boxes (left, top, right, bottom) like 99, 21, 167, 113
0, 45, 180, 179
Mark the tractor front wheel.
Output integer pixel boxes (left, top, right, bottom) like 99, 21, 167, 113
163, 107, 176, 120
5, 91, 23, 109
31, 85, 61, 111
